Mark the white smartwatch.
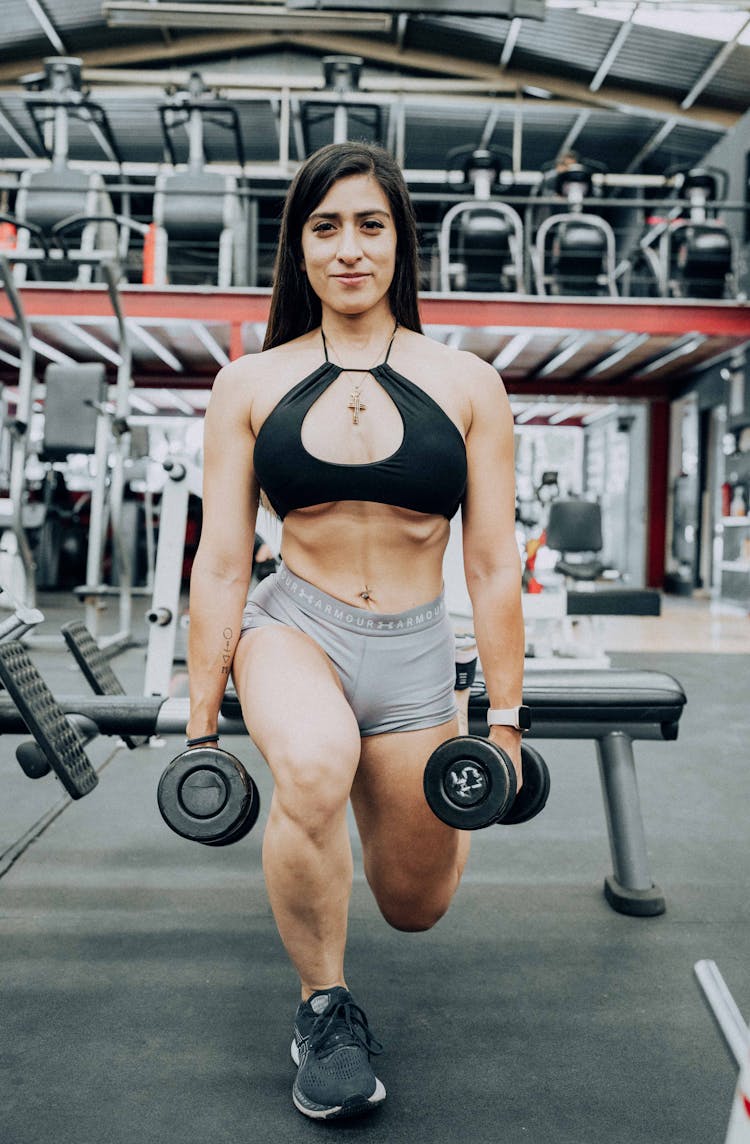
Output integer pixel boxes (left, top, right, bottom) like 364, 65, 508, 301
487, 705, 532, 732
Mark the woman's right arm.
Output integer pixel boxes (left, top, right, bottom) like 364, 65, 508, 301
186, 362, 259, 741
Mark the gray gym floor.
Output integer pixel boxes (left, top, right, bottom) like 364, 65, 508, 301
1, 596, 748, 1144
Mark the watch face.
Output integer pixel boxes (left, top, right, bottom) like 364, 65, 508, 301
519, 706, 532, 731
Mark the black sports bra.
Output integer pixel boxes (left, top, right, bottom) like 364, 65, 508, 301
253, 333, 467, 520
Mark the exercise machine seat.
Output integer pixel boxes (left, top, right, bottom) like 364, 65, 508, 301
551, 221, 607, 295
152, 170, 242, 286
156, 171, 231, 242
456, 209, 517, 292
671, 224, 732, 299
13, 168, 116, 282
546, 499, 608, 582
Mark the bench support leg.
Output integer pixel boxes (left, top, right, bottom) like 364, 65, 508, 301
596, 731, 666, 917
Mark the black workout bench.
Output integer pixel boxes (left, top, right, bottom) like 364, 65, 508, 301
0, 631, 685, 918
470, 669, 686, 916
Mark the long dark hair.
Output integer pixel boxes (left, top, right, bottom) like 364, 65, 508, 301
264, 142, 422, 350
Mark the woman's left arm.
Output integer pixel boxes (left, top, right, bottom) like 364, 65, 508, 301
460, 356, 525, 788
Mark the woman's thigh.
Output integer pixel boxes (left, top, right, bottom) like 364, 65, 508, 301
232, 625, 361, 808
350, 717, 471, 926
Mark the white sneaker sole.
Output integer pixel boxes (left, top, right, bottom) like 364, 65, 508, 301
290, 1038, 386, 1120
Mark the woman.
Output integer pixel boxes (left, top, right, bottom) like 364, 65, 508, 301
186, 141, 524, 1121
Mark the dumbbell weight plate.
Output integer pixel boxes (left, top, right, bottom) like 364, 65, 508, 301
203, 789, 261, 847
500, 743, 551, 825
16, 741, 53, 779
157, 746, 258, 844
423, 736, 516, 830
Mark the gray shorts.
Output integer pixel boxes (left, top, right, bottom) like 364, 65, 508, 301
240, 563, 457, 737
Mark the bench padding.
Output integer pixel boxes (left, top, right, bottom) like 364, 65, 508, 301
475, 669, 685, 733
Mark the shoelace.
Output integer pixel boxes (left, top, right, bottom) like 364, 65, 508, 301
308, 999, 384, 1060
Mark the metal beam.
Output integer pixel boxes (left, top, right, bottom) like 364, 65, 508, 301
681, 17, 750, 111
499, 18, 523, 70
479, 103, 502, 149
128, 322, 183, 371
22, 0, 66, 54
0, 33, 281, 84
555, 109, 590, 163
638, 334, 708, 375
585, 332, 651, 377
589, 6, 637, 94
396, 11, 409, 52
288, 32, 739, 132
0, 28, 741, 139
0, 347, 22, 368
492, 332, 533, 371
157, 387, 196, 414
1, 286, 749, 341
548, 401, 586, 424
624, 117, 677, 174
57, 319, 122, 366
193, 322, 230, 367
0, 105, 38, 159
0, 316, 75, 365
104, 2, 392, 32
514, 400, 558, 423
76, 107, 122, 166
290, 96, 307, 163
532, 332, 597, 378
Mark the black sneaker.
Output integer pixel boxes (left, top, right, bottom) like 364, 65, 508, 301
291, 987, 385, 1120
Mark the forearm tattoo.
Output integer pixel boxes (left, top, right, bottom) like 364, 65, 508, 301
220, 627, 233, 675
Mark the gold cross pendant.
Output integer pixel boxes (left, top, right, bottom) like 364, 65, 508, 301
348, 388, 366, 425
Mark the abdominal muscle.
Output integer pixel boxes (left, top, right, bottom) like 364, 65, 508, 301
278, 500, 451, 612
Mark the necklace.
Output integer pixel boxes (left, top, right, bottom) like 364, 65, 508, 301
321, 324, 398, 426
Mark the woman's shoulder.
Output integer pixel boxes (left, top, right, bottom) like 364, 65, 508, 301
403, 329, 504, 391
212, 332, 323, 398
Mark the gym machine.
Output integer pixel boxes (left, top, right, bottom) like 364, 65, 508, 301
0, 591, 43, 641
0, 57, 147, 635
51, 249, 144, 649
151, 72, 251, 288
299, 56, 385, 156
630, 168, 735, 300
11, 57, 126, 286
436, 146, 525, 294
531, 160, 618, 297
0, 204, 149, 644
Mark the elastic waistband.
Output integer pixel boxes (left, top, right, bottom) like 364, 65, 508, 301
275, 563, 446, 635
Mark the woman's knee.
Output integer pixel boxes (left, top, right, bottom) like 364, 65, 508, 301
268, 730, 360, 825
372, 877, 457, 933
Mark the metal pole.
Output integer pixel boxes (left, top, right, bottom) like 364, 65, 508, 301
333, 104, 348, 144
596, 730, 654, 890
83, 409, 111, 637
694, 960, 750, 1070
52, 105, 68, 170
0, 253, 37, 606
143, 458, 202, 697
102, 261, 134, 643
187, 107, 204, 173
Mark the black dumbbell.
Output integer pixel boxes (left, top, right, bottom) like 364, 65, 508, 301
157, 745, 260, 846
423, 736, 550, 830
16, 740, 52, 779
